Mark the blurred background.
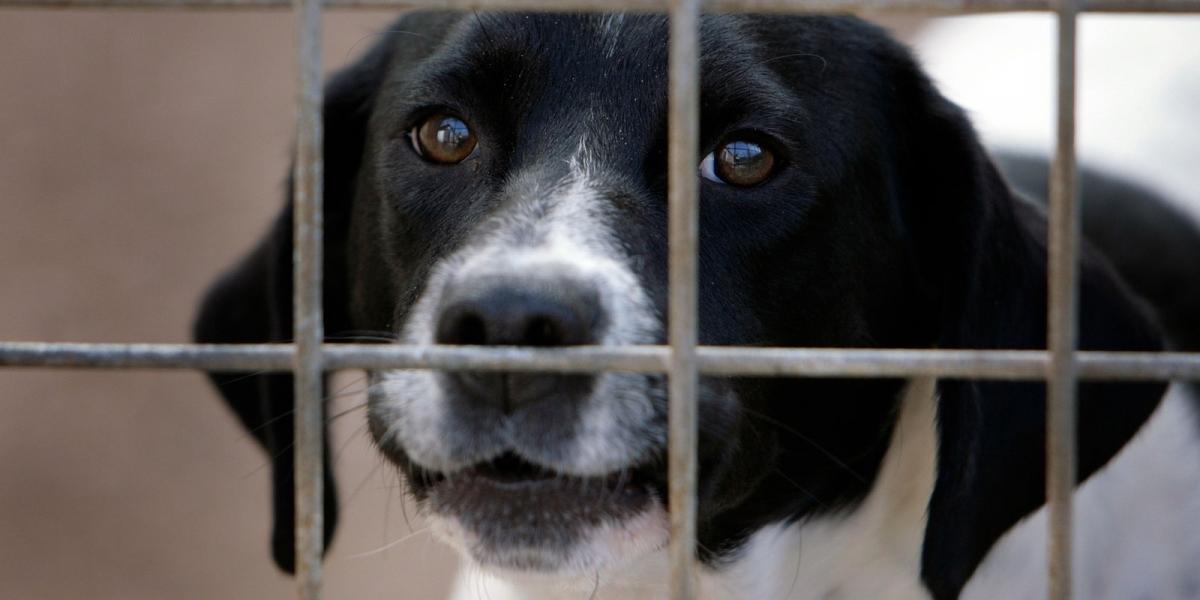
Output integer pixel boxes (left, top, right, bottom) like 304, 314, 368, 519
0, 10, 1196, 599
0, 11, 458, 599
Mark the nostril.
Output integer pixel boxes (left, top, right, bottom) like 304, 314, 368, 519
436, 306, 490, 346
523, 316, 562, 347
456, 313, 488, 345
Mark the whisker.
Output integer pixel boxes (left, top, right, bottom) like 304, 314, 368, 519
772, 467, 828, 510
244, 373, 371, 438
211, 370, 275, 388
327, 400, 368, 425
344, 28, 434, 62
345, 527, 432, 559
382, 462, 393, 550
334, 422, 370, 465
756, 51, 828, 74
342, 454, 384, 509
396, 466, 414, 533
738, 404, 866, 484
326, 329, 400, 343
604, 467, 631, 508
788, 529, 805, 600
244, 381, 378, 477
588, 570, 601, 600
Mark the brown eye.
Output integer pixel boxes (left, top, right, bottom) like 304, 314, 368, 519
410, 114, 477, 164
699, 140, 776, 187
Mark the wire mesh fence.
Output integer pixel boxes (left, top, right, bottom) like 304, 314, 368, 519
1, 0, 1197, 598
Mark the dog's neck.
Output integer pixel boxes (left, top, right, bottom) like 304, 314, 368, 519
448, 378, 939, 600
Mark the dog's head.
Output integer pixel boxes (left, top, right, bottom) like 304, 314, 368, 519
195, 12, 1165, 597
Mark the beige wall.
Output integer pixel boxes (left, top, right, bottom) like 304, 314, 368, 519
0, 11, 459, 599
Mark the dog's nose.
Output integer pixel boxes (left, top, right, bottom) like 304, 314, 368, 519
434, 275, 603, 412
436, 276, 602, 346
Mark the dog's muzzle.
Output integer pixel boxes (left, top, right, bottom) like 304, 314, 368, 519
367, 171, 669, 573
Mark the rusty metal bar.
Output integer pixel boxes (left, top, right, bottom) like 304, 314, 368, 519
667, 0, 700, 597
703, 0, 1200, 11
1, 0, 1197, 12
4, 342, 1200, 379
1046, 0, 1080, 595
292, 0, 324, 592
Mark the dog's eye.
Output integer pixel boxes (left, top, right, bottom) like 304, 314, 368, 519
409, 114, 477, 164
699, 140, 776, 187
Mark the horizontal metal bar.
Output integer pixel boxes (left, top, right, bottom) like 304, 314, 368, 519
3, 342, 1200, 380
0, 342, 299, 371
2, 0, 1196, 12
703, 0, 1200, 11
0, 0, 662, 9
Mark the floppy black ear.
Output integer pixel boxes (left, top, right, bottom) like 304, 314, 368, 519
192, 36, 392, 573
996, 151, 1200, 352
886, 58, 1168, 598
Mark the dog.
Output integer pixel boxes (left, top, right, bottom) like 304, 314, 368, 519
194, 12, 1200, 599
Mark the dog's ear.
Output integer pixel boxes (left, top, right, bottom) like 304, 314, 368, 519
192, 36, 392, 573
885, 55, 1167, 597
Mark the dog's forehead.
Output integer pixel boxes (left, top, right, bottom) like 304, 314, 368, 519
427, 13, 674, 117
374, 12, 845, 178
384, 13, 791, 118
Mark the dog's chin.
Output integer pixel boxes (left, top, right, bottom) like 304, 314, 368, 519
416, 452, 669, 574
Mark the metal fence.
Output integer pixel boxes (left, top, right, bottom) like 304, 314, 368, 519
1, 0, 1198, 599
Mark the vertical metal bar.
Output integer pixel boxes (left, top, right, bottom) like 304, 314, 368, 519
667, 0, 701, 598
293, 0, 324, 594
1046, 0, 1080, 597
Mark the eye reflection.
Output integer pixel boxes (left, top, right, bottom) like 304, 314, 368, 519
410, 114, 477, 164
700, 139, 777, 187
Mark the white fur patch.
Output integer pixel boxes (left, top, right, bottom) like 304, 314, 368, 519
704, 376, 938, 600
599, 13, 627, 59
443, 507, 671, 600
373, 143, 662, 476
964, 385, 1200, 600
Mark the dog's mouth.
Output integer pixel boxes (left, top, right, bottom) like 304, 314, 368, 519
417, 451, 663, 572
465, 451, 562, 485
424, 451, 654, 513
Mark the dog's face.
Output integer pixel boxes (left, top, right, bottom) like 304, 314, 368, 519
357, 13, 933, 575
195, 12, 1166, 597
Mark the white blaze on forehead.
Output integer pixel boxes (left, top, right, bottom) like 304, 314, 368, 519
373, 143, 663, 476
599, 13, 627, 59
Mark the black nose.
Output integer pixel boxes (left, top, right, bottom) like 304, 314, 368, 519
435, 274, 604, 412
436, 277, 602, 347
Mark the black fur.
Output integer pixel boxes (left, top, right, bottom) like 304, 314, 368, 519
195, 12, 1181, 597
996, 152, 1200, 352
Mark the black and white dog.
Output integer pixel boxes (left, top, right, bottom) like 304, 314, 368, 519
195, 12, 1200, 599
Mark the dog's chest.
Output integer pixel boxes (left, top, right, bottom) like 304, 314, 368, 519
449, 532, 934, 600
449, 378, 941, 600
